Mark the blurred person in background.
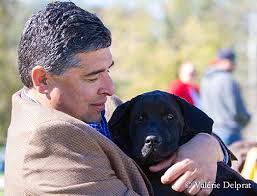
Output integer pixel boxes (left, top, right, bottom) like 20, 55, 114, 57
201, 48, 251, 146
229, 140, 257, 183
168, 61, 202, 108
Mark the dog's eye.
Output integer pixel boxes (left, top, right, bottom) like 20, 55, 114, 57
167, 113, 174, 120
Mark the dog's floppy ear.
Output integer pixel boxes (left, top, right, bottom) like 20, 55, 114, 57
108, 100, 133, 156
172, 94, 213, 136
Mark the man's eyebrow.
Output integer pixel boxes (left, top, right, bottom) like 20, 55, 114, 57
84, 61, 114, 77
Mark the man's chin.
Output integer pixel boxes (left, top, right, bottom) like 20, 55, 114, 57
82, 113, 102, 123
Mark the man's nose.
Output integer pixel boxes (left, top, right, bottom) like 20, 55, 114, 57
99, 73, 115, 96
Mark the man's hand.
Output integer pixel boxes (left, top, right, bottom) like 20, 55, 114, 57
149, 133, 224, 196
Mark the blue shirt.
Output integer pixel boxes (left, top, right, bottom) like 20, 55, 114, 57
88, 111, 112, 140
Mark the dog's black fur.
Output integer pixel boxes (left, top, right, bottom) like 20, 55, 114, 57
108, 90, 257, 196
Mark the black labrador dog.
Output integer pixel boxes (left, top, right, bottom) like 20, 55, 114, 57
108, 90, 257, 196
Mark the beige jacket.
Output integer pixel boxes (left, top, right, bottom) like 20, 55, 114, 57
5, 90, 153, 196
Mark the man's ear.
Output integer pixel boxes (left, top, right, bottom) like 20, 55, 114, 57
108, 100, 133, 156
31, 66, 50, 94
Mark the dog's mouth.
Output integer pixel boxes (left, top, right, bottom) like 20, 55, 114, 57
137, 145, 177, 166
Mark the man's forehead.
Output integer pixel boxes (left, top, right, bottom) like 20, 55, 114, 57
75, 48, 112, 61
74, 49, 113, 71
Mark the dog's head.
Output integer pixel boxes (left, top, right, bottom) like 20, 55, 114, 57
108, 90, 213, 166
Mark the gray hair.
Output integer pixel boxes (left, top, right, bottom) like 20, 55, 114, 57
18, 1, 111, 88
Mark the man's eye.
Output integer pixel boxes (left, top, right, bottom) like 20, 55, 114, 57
87, 78, 97, 82
167, 113, 174, 120
85, 76, 99, 82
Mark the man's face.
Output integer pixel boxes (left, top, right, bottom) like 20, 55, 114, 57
48, 48, 115, 123
226, 59, 236, 72
229, 61, 236, 72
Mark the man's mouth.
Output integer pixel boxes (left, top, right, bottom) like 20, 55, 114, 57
91, 98, 107, 112
91, 103, 105, 112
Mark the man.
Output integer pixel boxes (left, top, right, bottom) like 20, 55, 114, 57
201, 48, 251, 145
168, 61, 202, 108
5, 2, 231, 195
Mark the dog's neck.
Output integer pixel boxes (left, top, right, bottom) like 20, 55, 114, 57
140, 164, 167, 179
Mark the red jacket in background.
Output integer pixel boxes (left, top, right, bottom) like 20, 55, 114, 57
168, 79, 200, 105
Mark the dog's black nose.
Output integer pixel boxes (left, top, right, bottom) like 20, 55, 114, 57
145, 135, 162, 146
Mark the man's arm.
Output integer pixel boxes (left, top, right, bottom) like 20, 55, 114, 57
212, 133, 237, 166
149, 133, 227, 195
23, 122, 142, 195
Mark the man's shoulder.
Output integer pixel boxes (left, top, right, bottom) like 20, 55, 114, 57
206, 69, 233, 82
168, 80, 187, 94
9, 90, 88, 135
8, 91, 111, 157
169, 79, 185, 88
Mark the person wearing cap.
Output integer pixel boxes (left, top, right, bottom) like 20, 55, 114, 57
201, 48, 251, 146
